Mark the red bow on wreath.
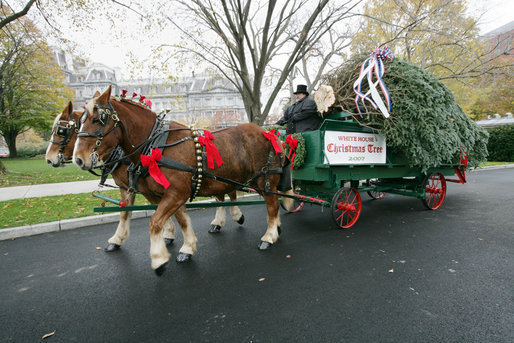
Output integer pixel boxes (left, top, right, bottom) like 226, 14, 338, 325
198, 130, 223, 169
262, 129, 283, 154
121, 89, 128, 98
132, 92, 137, 98
141, 148, 170, 189
139, 95, 146, 103
285, 134, 298, 169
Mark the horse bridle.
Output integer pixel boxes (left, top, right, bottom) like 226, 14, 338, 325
49, 111, 83, 164
77, 101, 122, 167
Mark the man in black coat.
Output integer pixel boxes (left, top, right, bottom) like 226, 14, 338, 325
276, 84, 321, 134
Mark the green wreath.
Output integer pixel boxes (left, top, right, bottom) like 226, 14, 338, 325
285, 133, 306, 169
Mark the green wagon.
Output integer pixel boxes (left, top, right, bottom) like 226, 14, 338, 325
284, 111, 467, 228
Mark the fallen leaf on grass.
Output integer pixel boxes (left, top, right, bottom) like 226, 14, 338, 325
286, 255, 291, 259
258, 278, 265, 282
42, 331, 55, 339
388, 269, 394, 273
95, 247, 102, 250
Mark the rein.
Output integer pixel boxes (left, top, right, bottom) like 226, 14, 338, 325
78, 99, 286, 201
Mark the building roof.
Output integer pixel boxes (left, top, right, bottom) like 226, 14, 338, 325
482, 20, 514, 40
475, 113, 514, 128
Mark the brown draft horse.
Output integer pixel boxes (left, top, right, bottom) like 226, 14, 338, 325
73, 86, 293, 275
46, 101, 245, 254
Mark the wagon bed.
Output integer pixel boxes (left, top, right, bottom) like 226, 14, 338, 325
284, 111, 467, 228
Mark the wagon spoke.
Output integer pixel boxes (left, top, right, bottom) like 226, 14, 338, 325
331, 187, 362, 229
421, 172, 447, 210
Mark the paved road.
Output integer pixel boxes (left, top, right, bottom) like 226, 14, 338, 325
1, 168, 512, 342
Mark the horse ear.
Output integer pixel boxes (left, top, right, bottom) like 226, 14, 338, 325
97, 85, 112, 104
66, 101, 73, 115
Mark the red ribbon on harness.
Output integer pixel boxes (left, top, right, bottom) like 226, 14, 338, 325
262, 129, 283, 154
285, 134, 298, 169
199, 130, 223, 169
141, 148, 170, 189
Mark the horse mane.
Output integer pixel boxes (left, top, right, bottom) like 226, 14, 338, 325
112, 96, 190, 130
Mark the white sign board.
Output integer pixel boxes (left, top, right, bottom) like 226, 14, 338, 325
324, 131, 386, 165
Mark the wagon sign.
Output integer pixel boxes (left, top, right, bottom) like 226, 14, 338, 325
324, 131, 387, 165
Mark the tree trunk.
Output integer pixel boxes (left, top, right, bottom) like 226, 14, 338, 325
0, 160, 5, 174
4, 130, 18, 158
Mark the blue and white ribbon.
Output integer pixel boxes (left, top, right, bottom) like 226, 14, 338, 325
353, 46, 394, 118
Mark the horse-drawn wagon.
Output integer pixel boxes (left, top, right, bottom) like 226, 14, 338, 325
279, 110, 467, 228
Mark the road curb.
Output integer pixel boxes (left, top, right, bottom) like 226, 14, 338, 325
0, 195, 262, 241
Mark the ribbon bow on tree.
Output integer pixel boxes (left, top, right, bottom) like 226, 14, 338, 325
140, 148, 171, 189
198, 130, 223, 169
353, 46, 394, 118
262, 129, 283, 154
285, 134, 299, 169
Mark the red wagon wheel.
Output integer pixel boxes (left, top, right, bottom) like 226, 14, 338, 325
331, 187, 362, 229
365, 179, 385, 199
421, 172, 447, 210
367, 190, 386, 200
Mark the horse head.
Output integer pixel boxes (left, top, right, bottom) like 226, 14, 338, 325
46, 101, 84, 167
73, 86, 123, 170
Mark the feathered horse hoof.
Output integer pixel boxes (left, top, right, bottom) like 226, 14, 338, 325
208, 225, 222, 233
237, 215, 245, 225
258, 241, 272, 250
104, 243, 120, 252
176, 253, 192, 263
154, 262, 168, 276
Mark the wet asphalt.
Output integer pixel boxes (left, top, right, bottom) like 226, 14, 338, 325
0, 168, 512, 343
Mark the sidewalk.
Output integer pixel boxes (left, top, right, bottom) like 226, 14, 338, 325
0, 179, 110, 202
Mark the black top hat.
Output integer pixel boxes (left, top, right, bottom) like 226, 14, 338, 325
293, 84, 309, 95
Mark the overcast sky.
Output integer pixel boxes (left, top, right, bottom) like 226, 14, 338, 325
40, 0, 513, 77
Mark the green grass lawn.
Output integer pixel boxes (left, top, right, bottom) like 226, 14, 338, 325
0, 156, 98, 187
0, 190, 151, 229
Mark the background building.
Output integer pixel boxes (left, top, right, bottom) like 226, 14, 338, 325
53, 49, 247, 128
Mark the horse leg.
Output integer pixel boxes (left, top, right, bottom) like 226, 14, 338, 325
162, 217, 176, 246
209, 195, 226, 233
258, 194, 281, 250
174, 204, 198, 262
228, 191, 244, 225
105, 189, 135, 252
149, 198, 186, 275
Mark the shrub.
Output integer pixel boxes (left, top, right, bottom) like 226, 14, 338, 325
487, 124, 514, 162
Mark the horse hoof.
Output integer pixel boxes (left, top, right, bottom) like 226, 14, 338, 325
209, 225, 222, 233
104, 243, 120, 252
164, 238, 174, 246
237, 215, 245, 225
258, 241, 273, 250
176, 253, 192, 263
155, 262, 168, 276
